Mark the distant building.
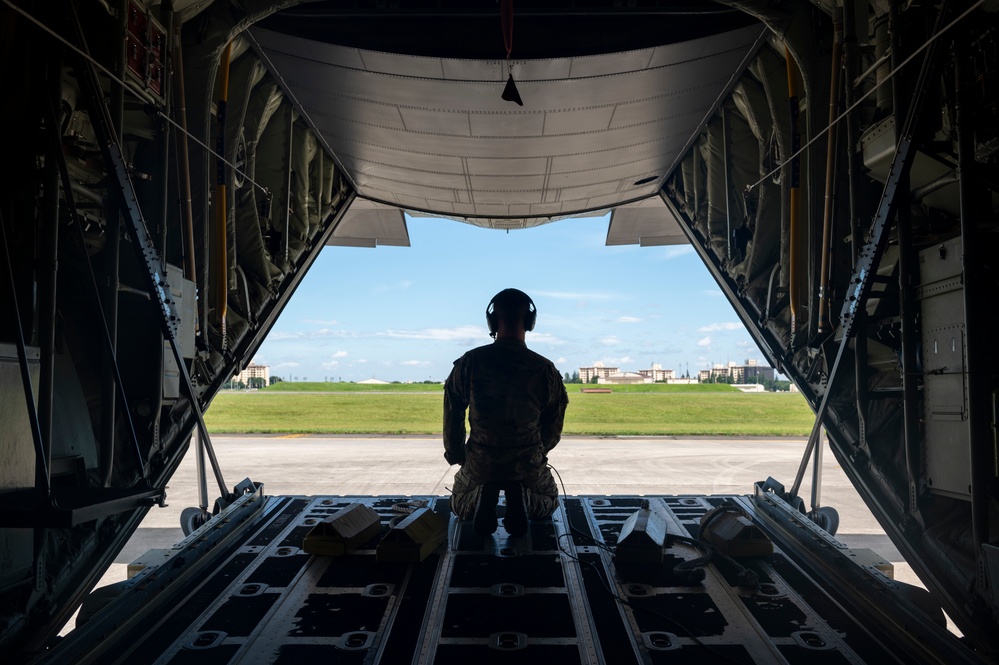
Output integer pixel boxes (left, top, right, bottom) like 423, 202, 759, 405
737, 359, 774, 383
699, 360, 774, 384
582, 359, 773, 385
579, 361, 618, 383
637, 363, 675, 382
599, 372, 649, 385
358, 378, 390, 385
234, 363, 270, 386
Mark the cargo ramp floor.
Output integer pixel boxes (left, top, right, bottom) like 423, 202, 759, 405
44, 486, 976, 664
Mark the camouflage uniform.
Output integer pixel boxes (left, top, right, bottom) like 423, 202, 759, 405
444, 338, 569, 519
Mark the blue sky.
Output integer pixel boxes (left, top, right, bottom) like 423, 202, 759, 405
252, 213, 766, 383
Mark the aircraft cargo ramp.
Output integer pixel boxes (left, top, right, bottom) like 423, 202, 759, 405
44, 487, 976, 665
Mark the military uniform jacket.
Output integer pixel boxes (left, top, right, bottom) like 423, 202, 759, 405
443, 338, 569, 485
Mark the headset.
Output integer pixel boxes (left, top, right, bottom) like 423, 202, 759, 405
486, 288, 537, 338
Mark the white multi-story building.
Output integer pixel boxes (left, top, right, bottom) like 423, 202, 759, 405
637, 363, 675, 382
698, 359, 774, 384
234, 363, 270, 386
579, 361, 618, 383
580, 362, 677, 384
600, 372, 650, 385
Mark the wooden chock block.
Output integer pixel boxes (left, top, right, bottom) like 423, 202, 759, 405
376, 507, 448, 563
614, 500, 668, 565
303, 503, 381, 556
699, 507, 773, 558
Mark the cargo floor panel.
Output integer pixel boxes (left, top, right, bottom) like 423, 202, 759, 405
55, 495, 945, 664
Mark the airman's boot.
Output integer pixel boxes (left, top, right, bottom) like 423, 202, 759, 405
473, 482, 501, 535
503, 484, 528, 536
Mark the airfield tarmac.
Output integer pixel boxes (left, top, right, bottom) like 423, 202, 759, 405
70, 436, 955, 634
131, 436, 902, 572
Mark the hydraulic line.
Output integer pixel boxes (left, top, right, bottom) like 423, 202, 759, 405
891, 0, 922, 518
214, 41, 232, 348
785, 46, 802, 335
151, 2, 174, 455
817, 9, 843, 334
172, 20, 197, 286
722, 103, 732, 261
38, 54, 60, 482
842, 0, 868, 449
100, 0, 128, 487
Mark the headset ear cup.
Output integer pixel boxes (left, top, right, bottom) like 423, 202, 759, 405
486, 290, 536, 335
486, 297, 499, 336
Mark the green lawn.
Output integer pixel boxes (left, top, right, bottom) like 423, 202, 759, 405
205, 388, 814, 436
263, 381, 443, 392
259, 381, 739, 393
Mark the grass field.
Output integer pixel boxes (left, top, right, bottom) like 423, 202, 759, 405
261, 381, 740, 393
263, 381, 443, 392
204, 384, 814, 436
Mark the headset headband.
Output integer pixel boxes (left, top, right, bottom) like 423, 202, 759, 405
486, 288, 537, 337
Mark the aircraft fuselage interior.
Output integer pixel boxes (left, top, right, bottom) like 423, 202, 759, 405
1, 1, 998, 663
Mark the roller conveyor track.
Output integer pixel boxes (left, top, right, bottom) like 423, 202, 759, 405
47, 493, 970, 665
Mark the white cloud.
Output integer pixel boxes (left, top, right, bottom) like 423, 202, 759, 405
332, 350, 349, 358
601, 336, 621, 346
321, 360, 340, 369
268, 328, 354, 340
697, 322, 743, 332
357, 359, 368, 364
604, 356, 633, 365
528, 332, 564, 345
533, 290, 614, 300
273, 361, 300, 368
555, 357, 567, 364
697, 336, 712, 347
663, 246, 695, 259
703, 289, 724, 298
401, 360, 431, 366
378, 325, 483, 342
616, 316, 642, 323
374, 280, 412, 292
267, 331, 304, 341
